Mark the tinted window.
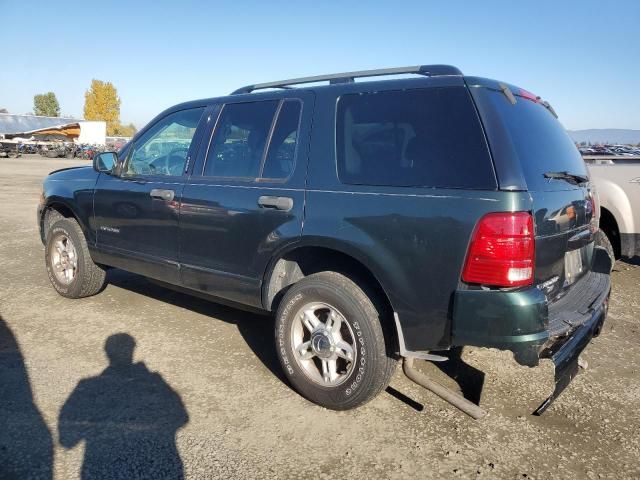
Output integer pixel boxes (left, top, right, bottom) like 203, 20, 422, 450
126, 107, 204, 176
262, 100, 302, 179
336, 87, 495, 189
204, 101, 278, 178
476, 89, 587, 191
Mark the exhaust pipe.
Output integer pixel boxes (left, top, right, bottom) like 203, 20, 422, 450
403, 357, 487, 420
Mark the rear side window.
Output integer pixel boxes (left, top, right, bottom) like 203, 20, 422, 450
204, 99, 302, 180
475, 88, 587, 191
336, 87, 496, 189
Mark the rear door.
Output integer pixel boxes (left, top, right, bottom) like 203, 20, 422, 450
469, 80, 595, 300
179, 91, 313, 307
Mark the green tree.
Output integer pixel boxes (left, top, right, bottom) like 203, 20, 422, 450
83, 79, 121, 136
33, 92, 60, 117
112, 123, 138, 137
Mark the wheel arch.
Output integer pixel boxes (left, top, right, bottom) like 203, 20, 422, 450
262, 240, 402, 353
599, 206, 621, 259
41, 198, 90, 244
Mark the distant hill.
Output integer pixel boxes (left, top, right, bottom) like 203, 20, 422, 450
568, 129, 640, 145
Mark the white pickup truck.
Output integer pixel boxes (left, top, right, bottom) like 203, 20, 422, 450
587, 157, 640, 262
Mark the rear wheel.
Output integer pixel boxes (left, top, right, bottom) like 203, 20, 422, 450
595, 229, 615, 271
275, 271, 396, 410
45, 218, 107, 298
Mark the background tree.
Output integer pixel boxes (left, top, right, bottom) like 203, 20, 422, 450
33, 92, 60, 117
83, 80, 121, 135
112, 123, 138, 137
0, 108, 8, 114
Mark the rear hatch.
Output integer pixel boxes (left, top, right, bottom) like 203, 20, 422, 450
467, 78, 597, 306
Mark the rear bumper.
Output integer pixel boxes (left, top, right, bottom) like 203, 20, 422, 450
452, 271, 610, 363
452, 270, 611, 413
534, 286, 609, 414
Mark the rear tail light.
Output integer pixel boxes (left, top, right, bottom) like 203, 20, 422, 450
462, 212, 535, 287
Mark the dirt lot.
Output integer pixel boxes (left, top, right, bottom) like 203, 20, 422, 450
1, 155, 639, 479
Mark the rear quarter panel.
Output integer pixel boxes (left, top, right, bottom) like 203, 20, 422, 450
303, 188, 533, 350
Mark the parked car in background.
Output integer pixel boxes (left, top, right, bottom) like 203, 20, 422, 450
588, 159, 640, 262
38, 65, 612, 415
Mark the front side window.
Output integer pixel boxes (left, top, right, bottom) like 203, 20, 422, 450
336, 87, 496, 189
125, 107, 204, 177
204, 99, 302, 180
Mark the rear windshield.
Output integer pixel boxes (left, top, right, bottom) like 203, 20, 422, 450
475, 88, 587, 191
336, 87, 496, 189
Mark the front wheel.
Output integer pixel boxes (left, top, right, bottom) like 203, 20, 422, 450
275, 271, 396, 410
45, 218, 107, 298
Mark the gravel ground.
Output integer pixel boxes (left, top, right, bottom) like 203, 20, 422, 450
1, 155, 639, 479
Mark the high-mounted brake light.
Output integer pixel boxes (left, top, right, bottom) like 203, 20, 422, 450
462, 212, 535, 288
519, 89, 540, 103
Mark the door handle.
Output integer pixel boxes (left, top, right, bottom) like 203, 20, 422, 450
258, 195, 293, 211
150, 189, 175, 201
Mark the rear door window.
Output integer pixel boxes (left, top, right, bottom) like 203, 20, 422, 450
336, 87, 496, 189
203, 99, 302, 180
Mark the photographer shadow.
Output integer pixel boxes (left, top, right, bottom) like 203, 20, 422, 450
58, 333, 188, 480
0, 315, 53, 479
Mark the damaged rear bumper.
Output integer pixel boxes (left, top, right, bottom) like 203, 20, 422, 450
534, 277, 610, 415
452, 268, 611, 414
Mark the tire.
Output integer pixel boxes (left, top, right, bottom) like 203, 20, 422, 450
275, 271, 397, 410
45, 218, 107, 298
595, 229, 615, 271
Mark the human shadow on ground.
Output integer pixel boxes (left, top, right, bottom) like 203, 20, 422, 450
0, 315, 53, 480
58, 333, 188, 480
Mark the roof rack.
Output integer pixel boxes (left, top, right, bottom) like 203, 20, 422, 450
231, 64, 462, 95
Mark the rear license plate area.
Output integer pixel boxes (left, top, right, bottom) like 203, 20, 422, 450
564, 248, 584, 285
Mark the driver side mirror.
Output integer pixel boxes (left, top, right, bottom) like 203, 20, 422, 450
93, 152, 118, 173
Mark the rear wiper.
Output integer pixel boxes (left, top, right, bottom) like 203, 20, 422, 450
543, 171, 589, 185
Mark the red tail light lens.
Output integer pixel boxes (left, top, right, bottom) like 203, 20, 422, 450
519, 89, 540, 103
462, 212, 535, 287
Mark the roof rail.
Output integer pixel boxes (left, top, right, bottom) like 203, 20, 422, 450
231, 64, 462, 95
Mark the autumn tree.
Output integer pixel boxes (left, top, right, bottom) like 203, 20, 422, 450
33, 92, 60, 117
83, 79, 121, 135
112, 123, 138, 137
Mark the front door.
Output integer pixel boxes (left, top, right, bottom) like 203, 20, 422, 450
93, 106, 206, 283
179, 93, 313, 307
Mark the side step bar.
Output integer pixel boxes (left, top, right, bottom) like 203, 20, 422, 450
403, 357, 487, 420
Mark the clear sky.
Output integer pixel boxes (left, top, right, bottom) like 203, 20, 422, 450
1, 0, 638, 130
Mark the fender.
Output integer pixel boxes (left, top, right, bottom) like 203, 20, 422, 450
41, 166, 99, 245
593, 176, 635, 235
41, 196, 94, 245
